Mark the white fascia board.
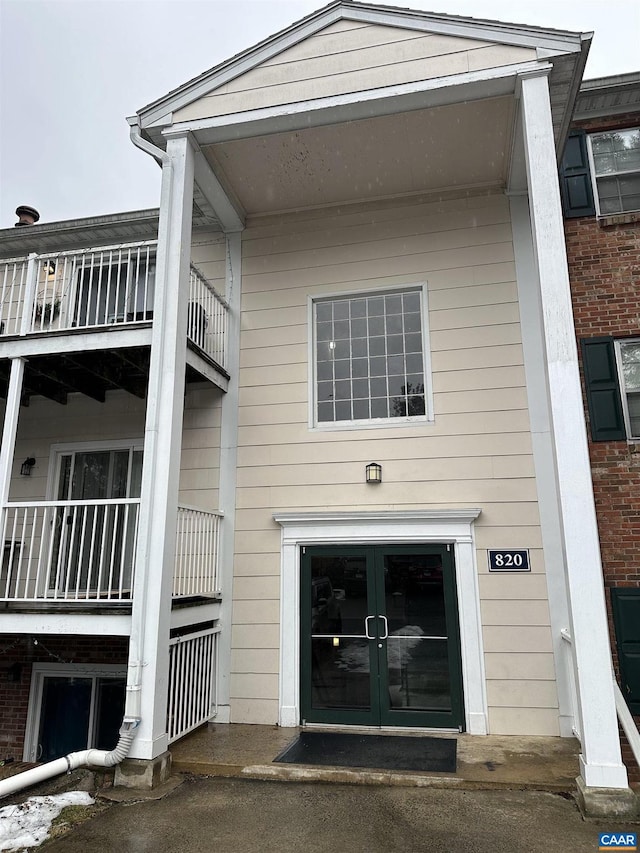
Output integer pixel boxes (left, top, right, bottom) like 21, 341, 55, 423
0, 327, 153, 359
170, 602, 221, 629
1, 611, 132, 636
138, 6, 344, 129
137, 2, 584, 131
343, 5, 585, 54
190, 145, 245, 233
167, 62, 543, 148
185, 347, 230, 391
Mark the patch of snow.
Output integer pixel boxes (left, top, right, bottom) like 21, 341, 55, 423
0, 791, 94, 851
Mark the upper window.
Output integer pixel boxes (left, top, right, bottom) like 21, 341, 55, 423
312, 287, 429, 427
588, 127, 640, 216
617, 339, 640, 439
581, 336, 640, 442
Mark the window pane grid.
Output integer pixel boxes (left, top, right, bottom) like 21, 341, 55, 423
591, 128, 640, 215
315, 290, 426, 424
618, 340, 640, 439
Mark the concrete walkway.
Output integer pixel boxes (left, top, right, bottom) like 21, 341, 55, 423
170, 724, 582, 791
46, 776, 616, 853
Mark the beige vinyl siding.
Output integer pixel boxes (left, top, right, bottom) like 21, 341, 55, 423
10, 391, 147, 502
8, 386, 222, 513
231, 190, 558, 734
175, 21, 536, 122
180, 385, 222, 509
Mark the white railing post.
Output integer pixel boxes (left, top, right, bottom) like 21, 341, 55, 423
167, 626, 220, 743
173, 506, 222, 598
0, 499, 139, 602
188, 265, 228, 368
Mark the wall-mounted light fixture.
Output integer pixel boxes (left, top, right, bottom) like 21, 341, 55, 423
20, 457, 36, 476
366, 462, 382, 484
7, 663, 22, 683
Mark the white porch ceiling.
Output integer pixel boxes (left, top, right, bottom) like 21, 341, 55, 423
203, 96, 515, 215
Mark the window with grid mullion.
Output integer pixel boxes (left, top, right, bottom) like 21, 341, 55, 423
590, 127, 640, 215
315, 289, 426, 425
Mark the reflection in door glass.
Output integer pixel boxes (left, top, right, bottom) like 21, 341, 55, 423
309, 556, 371, 710
38, 677, 92, 762
384, 554, 452, 711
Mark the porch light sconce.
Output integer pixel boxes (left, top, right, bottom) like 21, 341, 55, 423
20, 457, 36, 477
366, 462, 382, 484
7, 663, 22, 683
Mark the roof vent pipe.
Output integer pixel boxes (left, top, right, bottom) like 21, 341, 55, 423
15, 206, 40, 227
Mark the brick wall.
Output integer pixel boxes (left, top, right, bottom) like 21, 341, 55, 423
0, 634, 128, 760
564, 119, 640, 781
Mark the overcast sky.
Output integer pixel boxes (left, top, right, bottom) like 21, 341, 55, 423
1, 0, 639, 228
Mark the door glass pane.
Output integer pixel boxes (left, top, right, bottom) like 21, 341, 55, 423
54, 449, 140, 596
71, 452, 110, 499
309, 555, 371, 711
383, 554, 452, 712
38, 677, 92, 761
94, 678, 126, 749
111, 451, 130, 498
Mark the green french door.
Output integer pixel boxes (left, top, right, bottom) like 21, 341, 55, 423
300, 545, 464, 729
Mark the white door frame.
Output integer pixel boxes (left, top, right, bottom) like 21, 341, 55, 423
274, 509, 488, 735
23, 661, 126, 762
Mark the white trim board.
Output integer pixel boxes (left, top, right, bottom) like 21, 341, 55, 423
137, 1, 587, 129
24, 662, 127, 762
274, 509, 488, 736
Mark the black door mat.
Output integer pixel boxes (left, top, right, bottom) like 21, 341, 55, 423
274, 731, 457, 773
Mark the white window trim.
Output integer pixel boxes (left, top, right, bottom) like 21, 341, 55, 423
307, 282, 435, 431
23, 662, 126, 762
274, 509, 488, 736
587, 128, 640, 219
46, 437, 144, 500
614, 338, 640, 441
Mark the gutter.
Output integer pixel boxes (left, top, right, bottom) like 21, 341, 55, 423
128, 116, 170, 168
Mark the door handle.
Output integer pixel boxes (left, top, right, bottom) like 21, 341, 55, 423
364, 615, 375, 639
378, 615, 388, 640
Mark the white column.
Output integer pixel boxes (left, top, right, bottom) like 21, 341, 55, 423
509, 193, 576, 738
519, 70, 627, 789
213, 231, 242, 723
0, 253, 38, 505
0, 359, 26, 506
127, 133, 195, 760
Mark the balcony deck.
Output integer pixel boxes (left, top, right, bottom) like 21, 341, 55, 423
0, 244, 229, 400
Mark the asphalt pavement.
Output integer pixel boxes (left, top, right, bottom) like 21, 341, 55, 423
41, 776, 626, 853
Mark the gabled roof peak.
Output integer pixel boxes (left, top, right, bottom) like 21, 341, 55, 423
135, 0, 589, 129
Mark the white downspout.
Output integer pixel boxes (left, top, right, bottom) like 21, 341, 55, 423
0, 719, 140, 800
0, 122, 169, 801
124, 117, 171, 727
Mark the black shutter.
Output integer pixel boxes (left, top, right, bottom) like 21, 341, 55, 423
580, 337, 626, 441
559, 131, 596, 218
611, 588, 640, 715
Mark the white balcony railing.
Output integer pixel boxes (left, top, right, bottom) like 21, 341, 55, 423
173, 506, 222, 598
168, 626, 220, 743
0, 257, 28, 336
0, 500, 222, 604
188, 265, 228, 370
0, 248, 228, 370
0, 499, 140, 602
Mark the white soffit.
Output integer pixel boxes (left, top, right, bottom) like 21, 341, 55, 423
204, 97, 515, 214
